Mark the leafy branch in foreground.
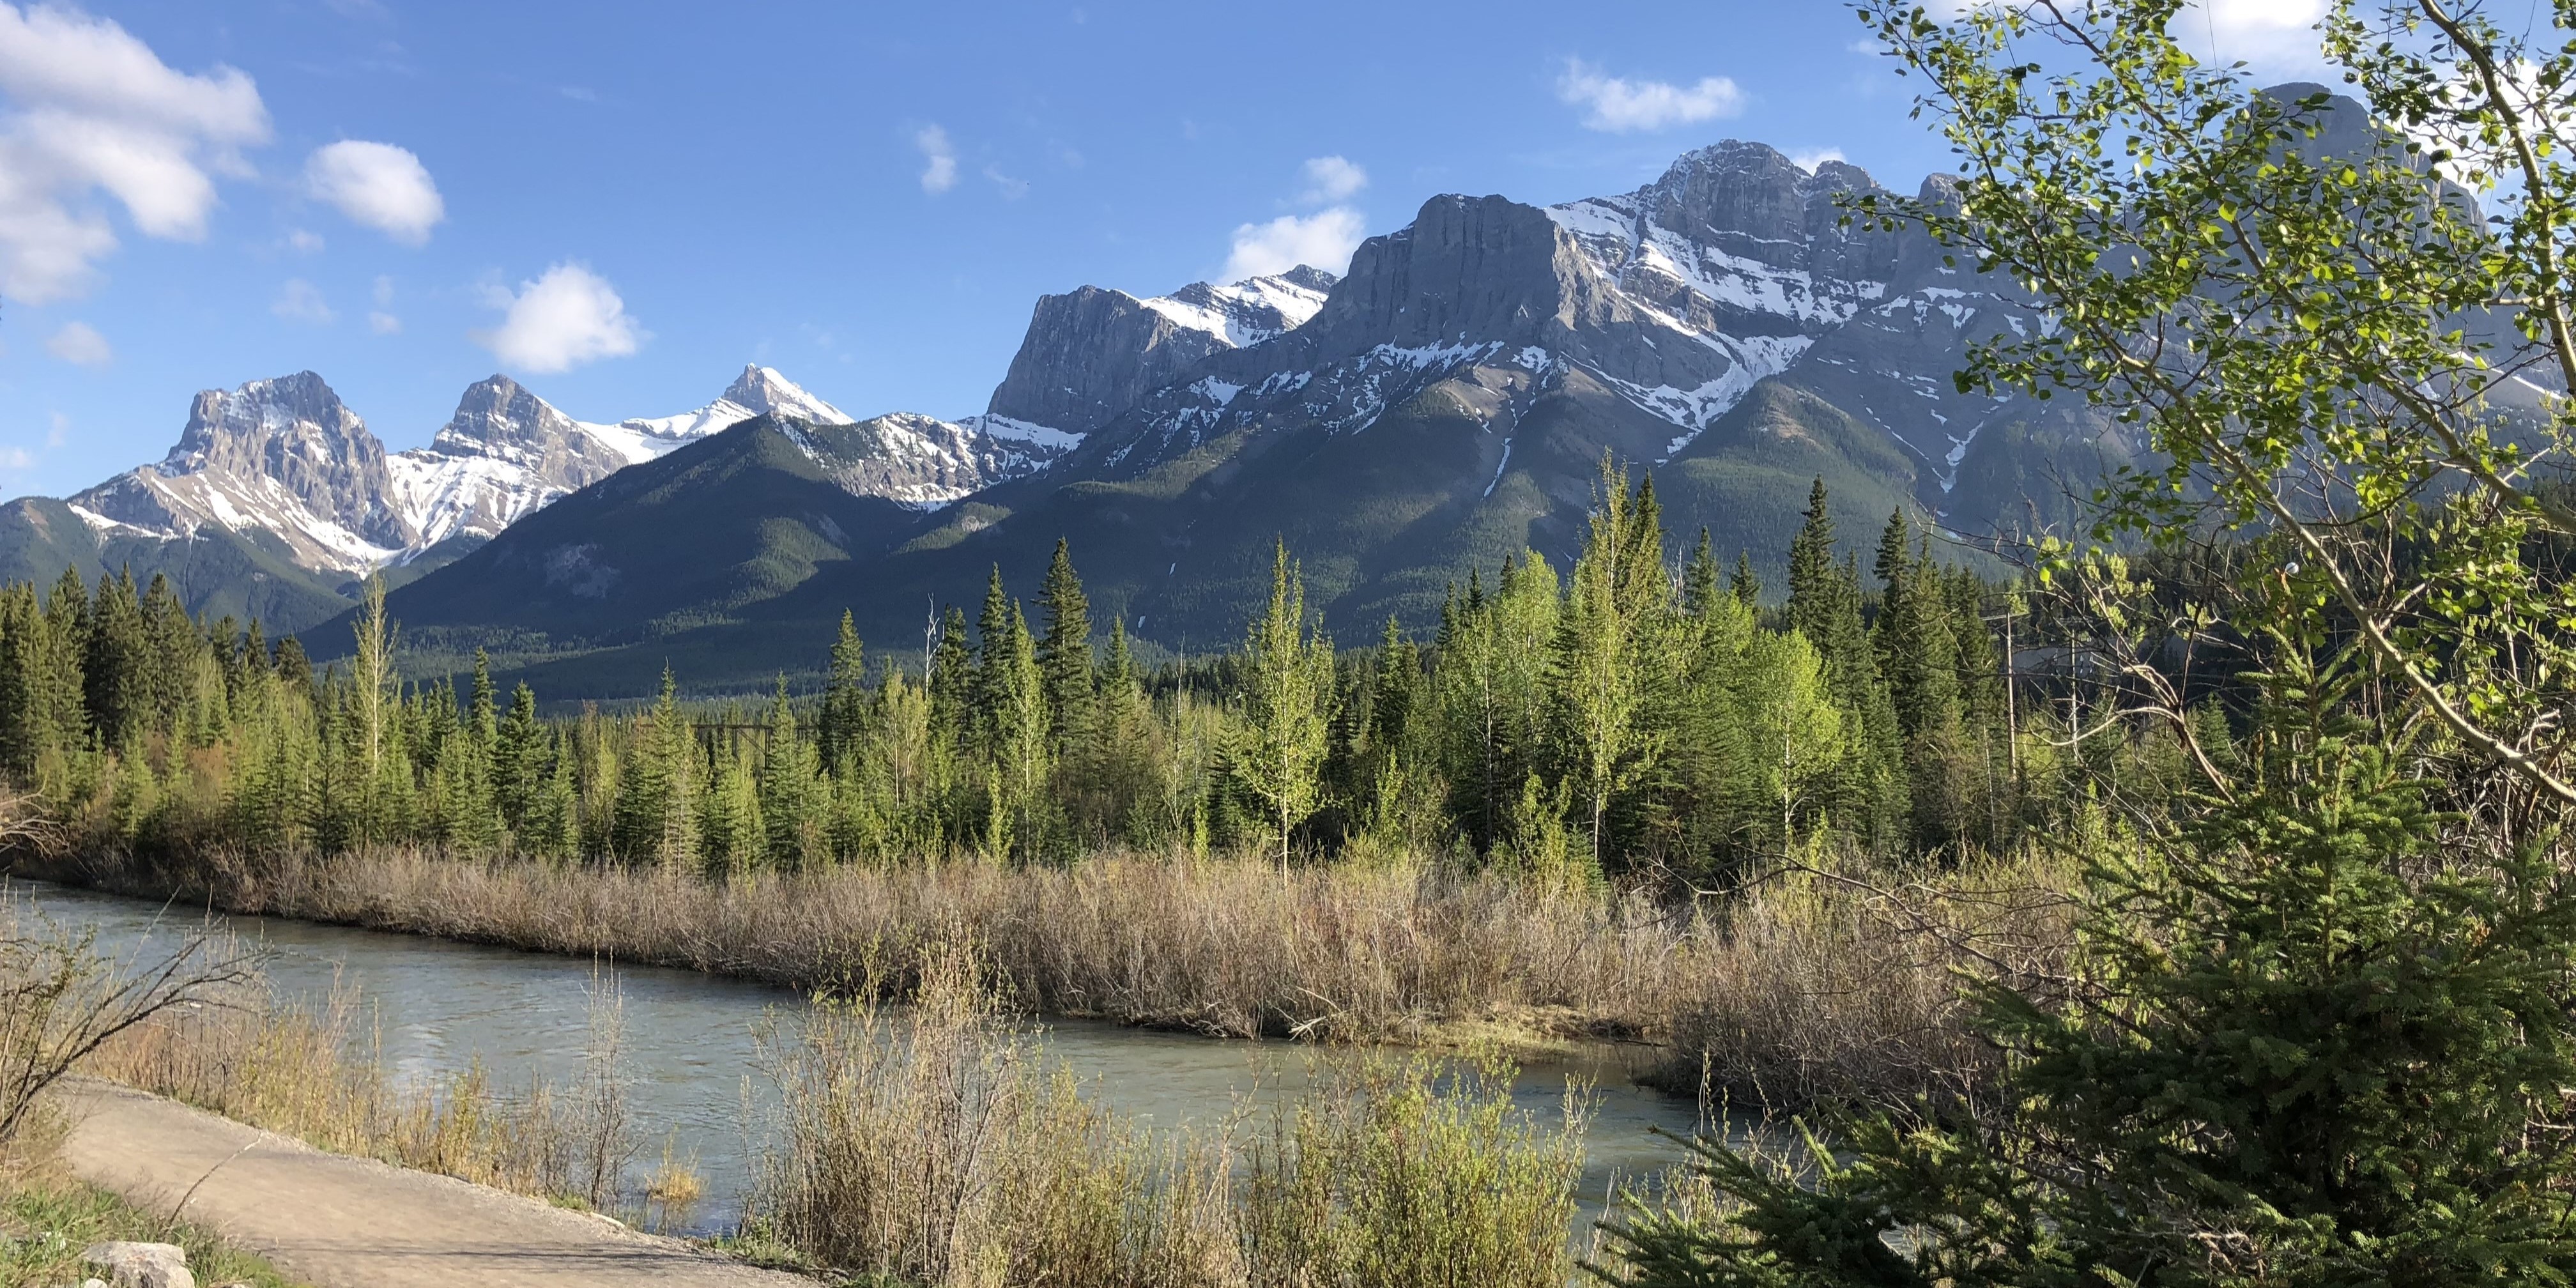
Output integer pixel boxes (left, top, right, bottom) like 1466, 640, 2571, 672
1594, 3, 2576, 1282
1600, 646, 2576, 1284
1852, 0, 2576, 805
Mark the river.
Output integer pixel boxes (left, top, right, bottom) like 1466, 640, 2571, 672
16, 880, 1710, 1239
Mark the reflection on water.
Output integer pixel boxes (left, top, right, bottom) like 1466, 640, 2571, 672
16, 880, 1708, 1237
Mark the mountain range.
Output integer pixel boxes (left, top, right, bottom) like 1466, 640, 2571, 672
0, 139, 2131, 697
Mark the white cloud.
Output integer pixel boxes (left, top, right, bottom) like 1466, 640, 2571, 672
1298, 155, 1367, 205
45, 411, 66, 447
984, 164, 1028, 200
0, 2, 270, 302
916, 124, 957, 194
304, 140, 443, 245
1224, 207, 1365, 283
0, 446, 33, 470
44, 320, 109, 366
1556, 59, 1744, 133
286, 227, 322, 253
2181, 0, 2329, 72
1790, 148, 1846, 171
272, 277, 332, 323
472, 262, 644, 374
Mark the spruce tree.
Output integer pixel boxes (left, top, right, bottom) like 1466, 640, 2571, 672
1731, 550, 1761, 608
758, 677, 816, 870
273, 636, 313, 696
927, 604, 972, 751
83, 569, 146, 747
1603, 657, 2576, 1285
1682, 528, 1720, 618
982, 599, 1050, 860
818, 612, 867, 774
613, 669, 698, 865
1036, 538, 1094, 755
1785, 478, 1839, 648
493, 683, 547, 837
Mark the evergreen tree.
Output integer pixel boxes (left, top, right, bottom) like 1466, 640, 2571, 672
1604, 659, 2576, 1285
818, 611, 867, 774
83, 569, 146, 747
927, 604, 972, 751
1366, 617, 1417, 757
699, 733, 763, 878
273, 636, 313, 696
493, 683, 548, 837
1785, 478, 1840, 648
1731, 550, 1761, 608
1229, 542, 1334, 862
1682, 528, 1721, 618
1036, 539, 1094, 755
758, 677, 816, 870
613, 669, 698, 865
527, 730, 580, 859
981, 598, 1050, 860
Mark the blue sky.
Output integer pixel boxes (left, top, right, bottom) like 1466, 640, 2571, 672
0, 0, 2326, 498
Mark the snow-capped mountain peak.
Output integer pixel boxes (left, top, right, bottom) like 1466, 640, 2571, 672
61, 363, 1073, 575
720, 364, 853, 424
1142, 267, 1336, 348
594, 362, 857, 462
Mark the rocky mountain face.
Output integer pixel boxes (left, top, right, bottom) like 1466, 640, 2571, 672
43, 133, 2143, 694
71, 372, 412, 572
983, 269, 1336, 437
40, 364, 1075, 586
358, 141, 2097, 698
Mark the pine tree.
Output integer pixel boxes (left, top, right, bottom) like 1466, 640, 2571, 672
613, 669, 698, 866
1786, 479, 1840, 648
1036, 539, 1094, 755
493, 683, 547, 838
1603, 658, 2576, 1285
699, 733, 763, 879
273, 636, 314, 695
1682, 528, 1721, 618
757, 677, 816, 870
981, 599, 1050, 860
1367, 617, 1417, 756
528, 730, 580, 859
818, 612, 867, 775
84, 569, 147, 748
1229, 542, 1334, 862
927, 604, 973, 753
1731, 550, 1761, 608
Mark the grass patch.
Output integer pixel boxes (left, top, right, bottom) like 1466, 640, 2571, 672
0, 1118, 305, 1288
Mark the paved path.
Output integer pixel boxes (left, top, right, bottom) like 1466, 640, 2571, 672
55, 1080, 815, 1288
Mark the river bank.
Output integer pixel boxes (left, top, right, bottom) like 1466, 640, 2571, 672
16, 843, 2064, 1108
50, 1078, 809, 1288
26, 882, 1689, 1288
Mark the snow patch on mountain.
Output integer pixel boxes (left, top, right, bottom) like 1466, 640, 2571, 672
1139, 268, 1334, 349
65, 363, 1062, 575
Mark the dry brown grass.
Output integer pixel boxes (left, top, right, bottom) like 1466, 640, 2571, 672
32, 842, 2073, 1108
85, 970, 639, 1211
750, 940, 1589, 1288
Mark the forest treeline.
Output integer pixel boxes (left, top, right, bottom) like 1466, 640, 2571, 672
0, 461, 2186, 878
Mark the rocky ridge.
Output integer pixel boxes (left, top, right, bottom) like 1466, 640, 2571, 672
63, 364, 1075, 576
